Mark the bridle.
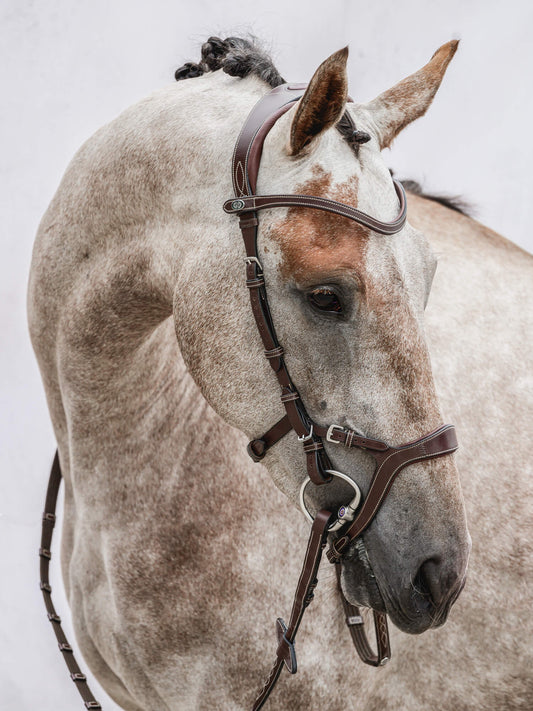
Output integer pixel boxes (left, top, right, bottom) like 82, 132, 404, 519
38, 83, 458, 711
223, 84, 459, 709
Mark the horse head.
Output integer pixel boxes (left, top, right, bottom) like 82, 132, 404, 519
174, 41, 470, 636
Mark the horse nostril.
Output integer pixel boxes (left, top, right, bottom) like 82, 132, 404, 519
413, 558, 445, 610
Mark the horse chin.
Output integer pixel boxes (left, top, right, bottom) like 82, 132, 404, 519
340, 538, 387, 613
340, 539, 465, 635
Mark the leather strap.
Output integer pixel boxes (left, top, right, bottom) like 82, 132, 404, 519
224, 180, 407, 236
40, 451, 102, 709
335, 564, 390, 666
232, 84, 306, 198
248, 415, 292, 462
252, 509, 334, 711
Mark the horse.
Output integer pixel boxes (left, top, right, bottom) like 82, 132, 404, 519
28, 36, 533, 710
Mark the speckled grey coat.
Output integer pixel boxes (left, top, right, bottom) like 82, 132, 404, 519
28, 44, 532, 710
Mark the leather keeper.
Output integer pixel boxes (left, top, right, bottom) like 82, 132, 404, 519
275, 618, 297, 674
326, 535, 349, 563
264, 346, 284, 359
303, 440, 323, 453
246, 277, 265, 289
280, 390, 300, 403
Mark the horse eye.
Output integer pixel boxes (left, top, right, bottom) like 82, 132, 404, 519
307, 287, 344, 314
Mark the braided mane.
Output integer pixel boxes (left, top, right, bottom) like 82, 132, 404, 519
175, 36, 470, 216
175, 36, 365, 153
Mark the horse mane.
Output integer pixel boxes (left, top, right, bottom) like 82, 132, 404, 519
175, 36, 471, 217
175, 36, 285, 87
400, 179, 473, 217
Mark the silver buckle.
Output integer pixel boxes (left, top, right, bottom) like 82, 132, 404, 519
297, 425, 313, 442
326, 424, 344, 443
244, 256, 263, 270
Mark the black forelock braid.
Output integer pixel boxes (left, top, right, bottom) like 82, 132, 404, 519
174, 35, 285, 87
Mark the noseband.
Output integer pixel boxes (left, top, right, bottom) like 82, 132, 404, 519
224, 84, 458, 709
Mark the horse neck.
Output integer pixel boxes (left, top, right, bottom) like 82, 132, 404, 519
34, 73, 267, 419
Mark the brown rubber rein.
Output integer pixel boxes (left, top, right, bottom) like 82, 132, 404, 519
39, 83, 458, 711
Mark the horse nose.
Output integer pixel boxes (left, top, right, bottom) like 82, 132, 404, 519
407, 552, 468, 625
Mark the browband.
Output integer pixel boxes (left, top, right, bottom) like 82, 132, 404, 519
223, 83, 407, 235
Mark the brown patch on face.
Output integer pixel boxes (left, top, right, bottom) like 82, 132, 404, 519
270, 165, 368, 285
269, 166, 440, 428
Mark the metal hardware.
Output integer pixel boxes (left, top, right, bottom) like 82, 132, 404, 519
71, 673, 87, 682
244, 256, 263, 270
297, 425, 313, 442
326, 424, 345, 443
346, 615, 363, 626
299, 470, 362, 532
231, 199, 246, 210
380, 657, 390, 666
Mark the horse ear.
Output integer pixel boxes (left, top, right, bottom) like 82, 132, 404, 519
364, 40, 459, 150
289, 47, 349, 156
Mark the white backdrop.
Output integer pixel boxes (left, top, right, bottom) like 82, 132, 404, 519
1, 1, 531, 709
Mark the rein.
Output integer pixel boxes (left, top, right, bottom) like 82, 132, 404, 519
39, 83, 458, 711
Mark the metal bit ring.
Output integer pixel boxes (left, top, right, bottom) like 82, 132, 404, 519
299, 470, 362, 532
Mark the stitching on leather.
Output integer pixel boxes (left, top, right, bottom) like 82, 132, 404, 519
347, 445, 458, 538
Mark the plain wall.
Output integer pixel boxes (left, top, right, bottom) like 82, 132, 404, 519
1, 1, 531, 709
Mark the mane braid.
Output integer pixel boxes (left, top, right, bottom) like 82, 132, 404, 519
174, 36, 472, 201
174, 35, 362, 156
175, 36, 285, 87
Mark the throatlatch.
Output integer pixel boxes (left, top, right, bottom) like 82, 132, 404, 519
224, 84, 458, 710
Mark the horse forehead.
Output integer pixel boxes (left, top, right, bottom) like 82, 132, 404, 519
267, 166, 370, 283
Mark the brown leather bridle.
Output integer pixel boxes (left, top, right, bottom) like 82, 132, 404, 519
223, 84, 459, 709
39, 83, 458, 711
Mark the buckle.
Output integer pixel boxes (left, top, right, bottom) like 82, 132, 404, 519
326, 424, 344, 443
297, 425, 314, 443
244, 256, 263, 271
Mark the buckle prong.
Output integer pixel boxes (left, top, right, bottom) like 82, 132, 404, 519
297, 425, 313, 443
244, 256, 263, 271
